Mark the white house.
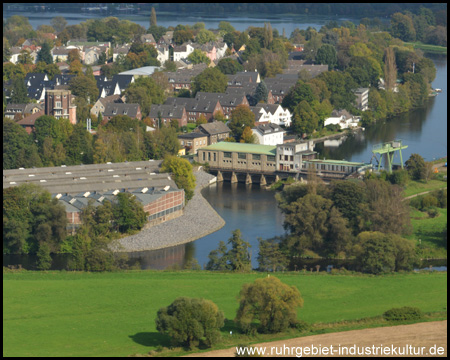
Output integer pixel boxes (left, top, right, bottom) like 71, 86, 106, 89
156, 45, 170, 65
251, 104, 292, 127
173, 43, 195, 62
252, 123, 285, 145
324, 109, 360, 130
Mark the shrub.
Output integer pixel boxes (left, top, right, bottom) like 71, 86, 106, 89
293, 319, 311, 333
235, 276, 303, 334
383, 307, 423, 322
155, 297, 224, 348
425, 207, 440, 218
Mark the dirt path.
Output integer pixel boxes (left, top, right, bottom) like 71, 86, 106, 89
184, 320, 447, 357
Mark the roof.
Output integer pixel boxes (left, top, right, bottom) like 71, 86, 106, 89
178, 132, 208, 139
306, 159, 370, 166
197, 121, 230, 135
103, 103, 140, 118
195, 92, 247, 107
253, 123, 285, 135
119, 66, 160, 76
149, 104, 185, 119
199, 142, 277, 156
16, 110, 45, 126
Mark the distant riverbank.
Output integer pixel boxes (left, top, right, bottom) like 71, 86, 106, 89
111, 170, 225, 252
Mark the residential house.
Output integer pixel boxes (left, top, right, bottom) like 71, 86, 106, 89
102, 103, 142, 123
51, 47, 70, 63
282, 60, 329, 78
98, 81, 121, 99
226, 70, 261, 86
178, 133, 208, 154
45, 89, 77, 124
156, 44, 170, 65
9, 47, 23, 64
149, 104, 188, 128
113, 44, 130, 62
263, 77, 297, 104
140, 34, 156, 45
353, 87, 369, 111
226, 82, 275, 106
195, 92, 249, 119
158, 31, 174, 46
173, 43, 195, 62
252, 123, 285, 146
194, 121, 231, 145
25, 73, 49, 102
90, 95, 124, 117
84, 46, 108, 65
16, 110, 45, 134
324, 109, 360, 129
165, 64, 208, 92
250, 103, 292, 127
4, 103, 43, 120
164, 97, 223, 123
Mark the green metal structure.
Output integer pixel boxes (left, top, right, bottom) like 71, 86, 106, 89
371, 140, 408, 173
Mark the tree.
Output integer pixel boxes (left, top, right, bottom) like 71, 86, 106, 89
390, 12, 416, 42
160, 155, 196, 201
292, 100, 319, 135
195, 29, 216, 44
240, 126, 258, 144
254, 80, 269, 103
206, 241, 229, 271
227, 229, 252, 272
37, 41, 53, 64
69, 75, 99, 103
113, 192, 148, 233
9, 75, 29, 104
155, 297, 224, 348
51, 16, 67, 33
282, 80, 316, 112
228, 104, 255, 141
257, 237, 288, 272
187, 49, 210, 65
150, 7, 157, 27
405, 153, 426, 181
315, 44, 337, 69
235, 276, 303, 334
384, 47, 397, 91
36, 242, 52, 270
192, 67, 228, 96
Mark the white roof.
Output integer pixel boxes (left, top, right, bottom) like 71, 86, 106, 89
118, 66, 160, 76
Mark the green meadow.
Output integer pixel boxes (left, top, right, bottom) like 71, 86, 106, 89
3, 271, 447, 357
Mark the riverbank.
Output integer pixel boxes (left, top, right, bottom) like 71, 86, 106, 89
111, 170, 225, 252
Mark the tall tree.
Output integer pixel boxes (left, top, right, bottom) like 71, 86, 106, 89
150, 7, 157, 27
228, 104, 256, 141
37, 41, 53, 65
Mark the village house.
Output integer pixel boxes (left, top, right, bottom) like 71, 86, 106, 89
250, 103, 292, 127
324, 109, 360, 130
194, 121, 231, 145
195, 92, 249, 119
149, 104, 188, 128
4, 103, 43, 120
84, 46, 108, 65
226, 83, 275, 106
164, 97, 223, 123
102, 103, 142, 123
166, 64, 208, 92
113, 44, 130, 62
263, 77, 297, 104
178, 132, 209, 155
173, 43, 195, 62
252, 123, 285, 146
90, 95, 124, 117
140, 34, 156, 45
353, 87, 369, 111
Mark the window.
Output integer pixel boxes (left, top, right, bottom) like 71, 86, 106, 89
213, 152, 216, 161
202, 152, 205, 161
223, 152, 232, 158
267, 155, 275, 162
238, 153, 246, 159
252, 154, 261, 160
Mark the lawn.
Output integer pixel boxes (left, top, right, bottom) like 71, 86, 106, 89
403, 179, 447, 198
3, 271, 447, 357
406, 207, 447, 258
403, 42, 447, 54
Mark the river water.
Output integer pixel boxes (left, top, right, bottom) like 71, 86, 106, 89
2, 12, 447, 271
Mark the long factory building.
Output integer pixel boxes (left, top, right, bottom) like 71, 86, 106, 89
3, 160, 185, 233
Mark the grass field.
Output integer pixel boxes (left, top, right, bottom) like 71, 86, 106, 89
404, 42, 447, 54
3, 271, 447, 357
403, 179, 447, 198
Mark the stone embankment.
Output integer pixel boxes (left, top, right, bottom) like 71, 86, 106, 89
111, 170, 225, 252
